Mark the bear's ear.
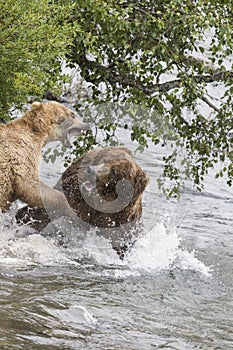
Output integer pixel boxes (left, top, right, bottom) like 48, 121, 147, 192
118, 146, 132, 156
134, 168, 149, 197
31, 102, 41, 110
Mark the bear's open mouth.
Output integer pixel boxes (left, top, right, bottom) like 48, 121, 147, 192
63, 123, 90, 148
81, 180, 96, 193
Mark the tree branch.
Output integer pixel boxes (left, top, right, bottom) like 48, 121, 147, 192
77, 53, 233, 97
200, 96, 220, 112
108, 70, 233, 94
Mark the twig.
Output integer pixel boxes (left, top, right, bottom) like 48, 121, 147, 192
200, 96, 220, 112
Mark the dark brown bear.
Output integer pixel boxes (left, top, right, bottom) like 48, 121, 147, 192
16, 146, 149, 257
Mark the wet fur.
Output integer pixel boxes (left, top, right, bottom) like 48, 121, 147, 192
16, 147, 149, 257
0, 101, 86, 221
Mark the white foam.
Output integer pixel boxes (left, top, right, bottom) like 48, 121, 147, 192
124, 223, 211, 276
67, 231, 122, 265
125, 222, 180, 271
176, 249, 212, 277
0, 215, 211, 276
0, 231, 70, 267
43, 304, 97, 327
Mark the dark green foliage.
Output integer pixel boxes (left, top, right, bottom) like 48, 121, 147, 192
66, 0, 233, 195
0, 0, 75, 118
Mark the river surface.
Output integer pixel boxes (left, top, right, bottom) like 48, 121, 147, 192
0, 136, 232, 350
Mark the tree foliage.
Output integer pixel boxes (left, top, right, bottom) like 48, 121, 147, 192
66, 0, 233, 195
0, 0, 76, 118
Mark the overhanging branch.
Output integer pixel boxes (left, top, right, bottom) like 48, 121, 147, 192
106, 70, 233, 99
77, 53, 233, 97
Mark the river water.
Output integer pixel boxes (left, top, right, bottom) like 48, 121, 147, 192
0, 132, 232, 350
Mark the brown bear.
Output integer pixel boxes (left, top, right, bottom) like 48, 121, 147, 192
16, 146, 149, 257
0, 101, 89, 221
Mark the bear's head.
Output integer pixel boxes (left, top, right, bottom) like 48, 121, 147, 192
29, 101, 89, 147
70, 147, 150, 214
82, 158, 149, 202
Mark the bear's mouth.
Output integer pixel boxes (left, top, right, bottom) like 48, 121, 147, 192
62, 123, 90, 148
81, 180, 96, 193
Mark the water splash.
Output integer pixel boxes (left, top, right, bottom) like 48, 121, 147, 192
68, 222, 212, 277
0, 214, 211, 276
125, 222, 180, 271
176, 249, 212, 277
0, 226, 70, 267
124, 223, 212, 276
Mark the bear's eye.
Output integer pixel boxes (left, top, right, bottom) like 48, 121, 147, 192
58, 117, 65, 124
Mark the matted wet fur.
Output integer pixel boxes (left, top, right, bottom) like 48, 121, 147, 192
16, 146, 149, 257
0, 101, 89, 221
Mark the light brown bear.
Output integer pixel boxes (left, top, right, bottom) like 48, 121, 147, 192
16, 146, 149, 257
0, 101, 89, 221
